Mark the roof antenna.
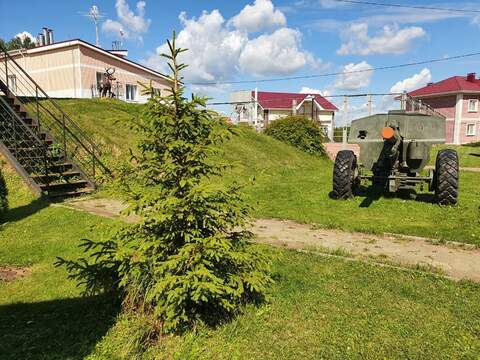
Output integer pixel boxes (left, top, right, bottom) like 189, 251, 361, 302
80, 5, 105, 47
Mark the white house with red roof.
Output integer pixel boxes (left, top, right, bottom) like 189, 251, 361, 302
407, 72, 480, 144
230, 90, 338, 140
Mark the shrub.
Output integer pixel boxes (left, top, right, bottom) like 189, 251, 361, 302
0, 161, 8, 219
56, 33, 273, 335
264, 116, 326, 156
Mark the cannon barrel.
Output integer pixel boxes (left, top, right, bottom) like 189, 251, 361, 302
381, 126, 402, 160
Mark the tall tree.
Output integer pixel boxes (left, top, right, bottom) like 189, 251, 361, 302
57, 32, 272, 335
0, 35, 36, 51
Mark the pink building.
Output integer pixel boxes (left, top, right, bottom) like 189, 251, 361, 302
407, 73, 480, 144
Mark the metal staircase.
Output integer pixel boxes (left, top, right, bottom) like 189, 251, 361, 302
0, 45, 109, 198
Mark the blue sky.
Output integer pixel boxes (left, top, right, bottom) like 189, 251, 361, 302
2, 0, 480, 117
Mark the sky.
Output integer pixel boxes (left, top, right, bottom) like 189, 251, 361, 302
2, 0, 480, 120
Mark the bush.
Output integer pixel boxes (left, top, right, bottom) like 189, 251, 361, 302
57, 33, 273, 335
0, 162, 8, 219
264, 116, 326, 156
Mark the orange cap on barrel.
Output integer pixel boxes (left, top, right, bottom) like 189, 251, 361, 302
381, 127, 395, 140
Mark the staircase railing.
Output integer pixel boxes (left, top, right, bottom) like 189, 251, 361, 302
401, 93, 447, 119
0, 44, 109, 183
0, 95, 51, 191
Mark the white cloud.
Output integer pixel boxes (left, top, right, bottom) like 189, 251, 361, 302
472, 15, 480, 26
390, 68, 432, 94
144, 10, 248, 83
143, 8, 320, 83
337, 23, 426, 55
14, 31, 36, 43
103, 0, 151, 40
299, 87, 330, 97
239, 28, 319, 76
377, 68, 433, 113
230, 0, 286, 32
335, 61, 373, 90
103, 20, 124, 36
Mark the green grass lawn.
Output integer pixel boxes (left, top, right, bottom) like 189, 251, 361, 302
1, 168, 480, 359
0, 167, 480, 359
217, 127, 480, 245
0, 168, 120, 359
430, 143, 480, 168
1, 99, 479, 358
54, 100, 480, 245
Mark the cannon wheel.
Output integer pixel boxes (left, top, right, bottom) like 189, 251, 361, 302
435, 149, 459, 206
332, 150, 358, 199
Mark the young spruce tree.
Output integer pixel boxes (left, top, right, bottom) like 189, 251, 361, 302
57, 33, 272, 333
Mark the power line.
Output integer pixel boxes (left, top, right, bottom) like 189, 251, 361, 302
188, 51, 480, 86
332, 0, 480, 13
206, 92, 402, 106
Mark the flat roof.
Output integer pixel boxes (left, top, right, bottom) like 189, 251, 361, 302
8, 39, 171, 83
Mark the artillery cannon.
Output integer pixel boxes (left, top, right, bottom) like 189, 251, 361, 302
332, 110, 459, 205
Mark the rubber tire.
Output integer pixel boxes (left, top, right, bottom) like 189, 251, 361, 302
332, 150, 357, 199
435, 149, 459, 206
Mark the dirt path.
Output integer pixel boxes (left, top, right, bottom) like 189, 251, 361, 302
62, 198, 480, 282
253, 219, 480, 282
0, 266, 31, 282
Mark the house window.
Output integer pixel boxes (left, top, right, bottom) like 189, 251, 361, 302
466, 123, 476, 136
113, 81, 123, 99
263, 109, 269, 127
8, 75, 17, 92
96, 72, 104, 94
126, 84, 137, 101
468, 99, 478, 112
320, 126, 329, 136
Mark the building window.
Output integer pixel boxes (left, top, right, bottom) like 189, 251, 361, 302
96, 72, 104, 94
113, 81, 123, 99
8, 75, 17, 92
468, 99, 478, 112
126, 84, 137, 101
152, 88, 162, 97
263, 109, 269, 127
466, 123, 476, 136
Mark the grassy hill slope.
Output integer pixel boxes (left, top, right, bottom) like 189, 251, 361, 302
46, 99, 480, 244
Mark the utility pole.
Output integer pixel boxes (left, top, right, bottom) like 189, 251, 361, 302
342, 96, 349, 150
253, 88, 258, 129
311, 95, 314, 121
401, 91, 407, 110
367, 94, 373, 116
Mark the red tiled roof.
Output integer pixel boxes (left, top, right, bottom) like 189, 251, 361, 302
252, 91, 338, 111
408, 75, 480, 97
